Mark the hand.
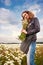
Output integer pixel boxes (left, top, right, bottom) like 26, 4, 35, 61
21, 29, 27, 34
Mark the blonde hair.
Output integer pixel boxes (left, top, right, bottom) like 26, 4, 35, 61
28, 11, 34, 19
22, 11, 34, 20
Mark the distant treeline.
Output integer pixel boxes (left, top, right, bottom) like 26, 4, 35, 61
37, 42, 43, 44
0, 42, 43, 44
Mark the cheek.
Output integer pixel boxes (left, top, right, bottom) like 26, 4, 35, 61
27, 15, 29, 19
26, 14, 29, 18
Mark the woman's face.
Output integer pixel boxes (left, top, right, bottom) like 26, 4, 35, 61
22, 13, 29, 20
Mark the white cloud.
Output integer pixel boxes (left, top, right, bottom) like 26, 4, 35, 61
37, 18, 43, 39
5, 0, 11, 6
0, 8, 16, 24
1, 0, 11, 6
0, 3, 43, 42
0, 36, 21, 43
0, 8, 21, 43
39, 18, 43, 25
28, 4, 41, 16
0, 22, 21, 37
14, 4, 41, 17
0, 24, 21, 43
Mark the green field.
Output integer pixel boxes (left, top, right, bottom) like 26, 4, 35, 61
0, 44, 27, 65
0, 42, 43, 65
35, 43, 43, 65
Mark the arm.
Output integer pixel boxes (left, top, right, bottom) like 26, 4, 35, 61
26, 17, 40, 35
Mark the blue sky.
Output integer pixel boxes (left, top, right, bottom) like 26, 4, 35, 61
0, 0, 43, 43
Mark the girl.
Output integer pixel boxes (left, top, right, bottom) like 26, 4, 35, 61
20, 11, 40, 65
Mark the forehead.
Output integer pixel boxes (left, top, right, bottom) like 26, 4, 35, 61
22, 13, 27, 16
